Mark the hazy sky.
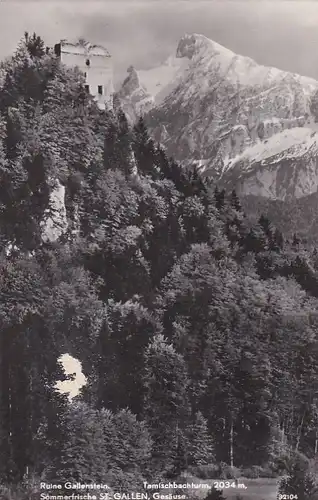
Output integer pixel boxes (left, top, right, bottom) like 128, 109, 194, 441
1, 1, 318, 85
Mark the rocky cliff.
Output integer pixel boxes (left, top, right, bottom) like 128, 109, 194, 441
115, 65, 154, 124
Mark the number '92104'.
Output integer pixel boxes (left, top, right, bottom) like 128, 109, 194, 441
278, 495, 298, 499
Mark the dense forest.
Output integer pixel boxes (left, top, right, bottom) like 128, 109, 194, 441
241, 193, 318, 246
2, 33, 318, 500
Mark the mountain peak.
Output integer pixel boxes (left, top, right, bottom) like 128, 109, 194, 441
119, 33, 318, 200
176, 33, 234, 61
174, 33, 317, 91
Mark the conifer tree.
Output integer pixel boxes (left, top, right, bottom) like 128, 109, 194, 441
143, 335, 191, 473
24, 32, 46, 58
273, 228, 284, 251
57, 403, 109, 484
259, 214, 274, 242
93, 299, 160, 415
187, 411, 215, 466
214, 187, 226, 210
171, 428, 188, 477
230, 190, 242, 212
243, 225, 267, 254
132, 116, 157, 179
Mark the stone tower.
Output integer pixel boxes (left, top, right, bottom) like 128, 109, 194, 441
54, 39, 114, 110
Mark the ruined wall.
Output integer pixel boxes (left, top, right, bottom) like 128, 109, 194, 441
55, 40, 114, 109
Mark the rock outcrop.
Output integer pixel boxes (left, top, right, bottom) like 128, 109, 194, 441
41, 178, 68, 242
116, 65, 154, 124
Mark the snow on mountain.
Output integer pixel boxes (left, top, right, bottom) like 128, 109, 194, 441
219, 127, 318, 200
226, 127, 317, 171
119, 33, 318, 200
138, 55, 190, 105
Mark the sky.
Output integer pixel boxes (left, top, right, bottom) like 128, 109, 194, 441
55, 354, 87, 401
1, 1, 318, 85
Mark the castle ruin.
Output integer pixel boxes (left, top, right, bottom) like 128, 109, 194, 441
54, 39, 114, 110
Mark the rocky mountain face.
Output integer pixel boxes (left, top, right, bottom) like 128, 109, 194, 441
115, 65, 154, 124
117, 33, 318, 200
218, 127, 318, 200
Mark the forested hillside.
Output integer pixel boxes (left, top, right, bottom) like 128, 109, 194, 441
241, 192, 318, 246
2, 33, 318, 500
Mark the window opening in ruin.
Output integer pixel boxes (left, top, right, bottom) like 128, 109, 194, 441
86, 59, 90, 66
85, 85, 90, 93
54, 43, 61, 57
98, 85, 103, 95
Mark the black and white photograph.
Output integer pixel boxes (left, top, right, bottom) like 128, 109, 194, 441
2, 1, 318, 499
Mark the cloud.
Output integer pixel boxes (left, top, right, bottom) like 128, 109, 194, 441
0, 2, 79, 60
1, 0, 318, 83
